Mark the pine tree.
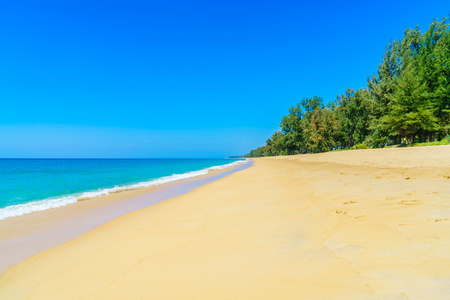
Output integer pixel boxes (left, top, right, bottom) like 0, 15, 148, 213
381, 65, 438, 143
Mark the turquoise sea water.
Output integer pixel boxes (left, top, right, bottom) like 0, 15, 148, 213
0, 158, 245, 220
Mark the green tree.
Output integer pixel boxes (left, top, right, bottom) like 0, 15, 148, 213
279, 104, 304, 154
381, 65, 438, 143
270, 131, 288, 155
366, 40, 402, 145
303, 106, 339, 152
335, 88, 371, 148
300, 96, 324, 151
420, 18, 450, 137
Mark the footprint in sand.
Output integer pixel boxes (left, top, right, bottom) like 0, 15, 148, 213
399, 200, 422, 206
343, 201, 358, 205
335, 210, 348, 215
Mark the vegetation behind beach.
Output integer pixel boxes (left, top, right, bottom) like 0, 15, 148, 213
246, 17, 450, 157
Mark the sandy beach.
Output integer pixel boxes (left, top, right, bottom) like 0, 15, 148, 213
0, 161, 251, 274
1, 146, 450, 299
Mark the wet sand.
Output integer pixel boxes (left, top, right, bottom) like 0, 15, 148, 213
0, 161, 251, 274
1, 146, 449, 299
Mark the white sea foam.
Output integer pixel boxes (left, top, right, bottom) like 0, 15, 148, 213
0, 160, 248, 221
0, 196, 79, 220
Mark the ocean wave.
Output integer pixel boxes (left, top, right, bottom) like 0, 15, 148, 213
0, 159, 248, 221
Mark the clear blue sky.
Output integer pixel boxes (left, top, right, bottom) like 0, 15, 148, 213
1, 0, 449, 158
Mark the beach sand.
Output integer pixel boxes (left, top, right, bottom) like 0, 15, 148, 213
1, 146, 450, 299
0, 162, 251, 274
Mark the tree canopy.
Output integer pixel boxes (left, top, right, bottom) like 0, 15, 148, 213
245, 17, 450, 157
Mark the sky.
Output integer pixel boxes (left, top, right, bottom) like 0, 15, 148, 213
0, 0, 449, 158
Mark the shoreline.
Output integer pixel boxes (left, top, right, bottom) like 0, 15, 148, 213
1, 146, 449, 298
0, 160, 252, 274
0, 159, 247, 221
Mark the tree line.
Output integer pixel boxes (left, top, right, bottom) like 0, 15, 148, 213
245, 17, 450, 157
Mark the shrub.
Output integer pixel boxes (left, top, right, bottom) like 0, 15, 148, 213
355, 143, 368, 149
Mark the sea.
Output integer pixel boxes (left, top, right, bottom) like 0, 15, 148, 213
0, 158, 246, 220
